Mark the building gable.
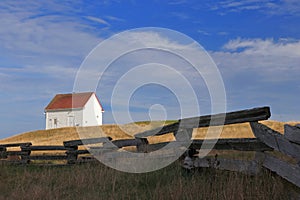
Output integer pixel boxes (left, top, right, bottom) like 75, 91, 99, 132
45, 92, 95, 111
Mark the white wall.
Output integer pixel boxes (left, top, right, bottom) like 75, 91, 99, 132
82, 93, 103, 126
45, 109, 83, 130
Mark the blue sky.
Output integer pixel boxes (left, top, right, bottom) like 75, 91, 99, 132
0, 0, 300, 139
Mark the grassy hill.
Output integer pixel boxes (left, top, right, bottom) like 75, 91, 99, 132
1, 120, 299, 199
0, 120, 299, 146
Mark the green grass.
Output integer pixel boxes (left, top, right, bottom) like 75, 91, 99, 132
0, 160, 297, 200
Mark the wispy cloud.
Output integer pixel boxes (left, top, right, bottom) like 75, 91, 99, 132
104, 15, 125, 22
223, 38, 300, 57
0, 2, 102, 66
212, 38, 300, 79
0, 0, 104, 92
210, 37, 300, 118
168, 0, 188, 5
0, 0, 106, 137
218, 31, 229, 35
210, 0, 300, 16
85, 16, 110, 26
170, 12, 189, 20
217, 0, 264, 12
0, 0, 299, 138
198, 30, 211, 36
73, 30, 221, 123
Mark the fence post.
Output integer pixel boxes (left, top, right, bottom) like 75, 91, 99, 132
0, 146, 7, 159
65, 145, 78, 164
284, 124, 300, 145
20, 143, 31, 164
174, 128, 193, 142
136, 138, 149, 153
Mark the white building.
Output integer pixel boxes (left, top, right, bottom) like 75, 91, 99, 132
44, 92, 104, 129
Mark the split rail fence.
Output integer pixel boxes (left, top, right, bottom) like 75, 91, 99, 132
1, 106, 300, 188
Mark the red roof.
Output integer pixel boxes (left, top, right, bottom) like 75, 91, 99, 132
45, 92, 103, 111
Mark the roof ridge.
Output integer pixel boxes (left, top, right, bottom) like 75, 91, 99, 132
44, 92, 101, 111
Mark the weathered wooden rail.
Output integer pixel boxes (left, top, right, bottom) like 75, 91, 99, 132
183, 121, 300, 189
1, 106, 300, 189
135, 106, 271, 138
0, 143, 32, 163
0, 143, 68, 164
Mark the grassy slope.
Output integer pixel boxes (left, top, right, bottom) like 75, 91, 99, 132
0, 161, 297, 200
1, 121, 300, 199
0, 120, 299, 146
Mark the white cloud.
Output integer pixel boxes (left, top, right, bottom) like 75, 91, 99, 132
218, 32, 229, 35
168, 0, 188, 5
198, 30, 211, 36
218, 0, 264, 11
0, 65, 77, 96
76, 29, 222, 90
211, 0, 300, 15
0, 0, 104, 104
170, 12, 189, 20
0, 14, 101, 60
267, 0, 300, 15
0, 1, 102, 65
212, 38, 300, 76
0, 1, 109, 137
85, 16, 110, 26
223, 38, 300, 58
209, 37, 300, 121
73, 30, 224, 123
0, 65, 77, 79
104, 15, 125, 22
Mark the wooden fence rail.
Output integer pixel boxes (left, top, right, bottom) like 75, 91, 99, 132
1, 106, 300, 189
183, 121, 300, 188
0, 143, 32, 161
135, 106, 270, 138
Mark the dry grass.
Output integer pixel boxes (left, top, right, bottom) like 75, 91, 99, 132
0, 122, 156, 145
0, 120, 298, 146
0, 160, 298, 200
192, 120, 300, 139
1, 120, 300, 199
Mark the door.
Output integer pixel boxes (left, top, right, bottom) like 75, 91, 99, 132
68, 116, 74, 127
48, 119, 52, 129
53, 118, 57, 128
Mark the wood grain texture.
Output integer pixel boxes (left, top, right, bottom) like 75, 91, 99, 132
29, 155, 68, 160
63, 137, 112, 147
284, 124, 300, 144
250, 122, 300, 160
136, 106, 271, 138
0, 142, 32, 147
186, 155, 262, 175
262, 154, 300, 188
190, 138, 272, 152
22, 146, 67, 151
141, 138, 272, 153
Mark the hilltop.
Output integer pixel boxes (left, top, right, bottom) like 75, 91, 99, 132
0, 120, 298, 146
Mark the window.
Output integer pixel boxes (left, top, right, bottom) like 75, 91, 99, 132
49, 119, 52, 129
54, 118, 57, 128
